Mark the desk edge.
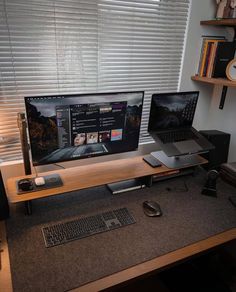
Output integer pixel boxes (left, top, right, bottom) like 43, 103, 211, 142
70, 228, 236, 292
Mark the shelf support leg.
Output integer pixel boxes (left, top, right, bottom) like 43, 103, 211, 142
234, 27, 236, 41
219, 86, 227, 110
25, 200, 32, 215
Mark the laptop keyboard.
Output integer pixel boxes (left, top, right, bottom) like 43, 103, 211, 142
158, 130, 197, 144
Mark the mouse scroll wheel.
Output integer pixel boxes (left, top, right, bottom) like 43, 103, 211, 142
147, 205, 156, 212
145, 203, 156, 212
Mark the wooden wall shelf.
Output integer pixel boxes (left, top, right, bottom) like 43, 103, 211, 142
194, 19, 236, 109
191, 76, 236, 87
191, 76, 236, 109
201, 19, 236, 27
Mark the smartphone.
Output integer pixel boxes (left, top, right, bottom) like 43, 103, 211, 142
143, 155, 162, 168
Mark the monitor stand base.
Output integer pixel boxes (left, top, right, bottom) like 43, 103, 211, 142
151, 151, 204, 169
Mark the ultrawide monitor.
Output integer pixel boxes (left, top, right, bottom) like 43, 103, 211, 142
25, 91, 144, 166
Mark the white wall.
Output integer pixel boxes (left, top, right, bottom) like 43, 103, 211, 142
180, 0, 236, 162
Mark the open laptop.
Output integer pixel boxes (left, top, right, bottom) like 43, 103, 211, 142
148, 91, 214, 157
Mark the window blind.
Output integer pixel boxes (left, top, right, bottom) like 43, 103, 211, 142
0, 0, 190, 162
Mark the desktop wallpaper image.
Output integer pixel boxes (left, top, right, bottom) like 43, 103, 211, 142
149, 93, 198, 131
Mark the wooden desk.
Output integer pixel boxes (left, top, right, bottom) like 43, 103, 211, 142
2, 164, 236, 292
1, 225, 236, 292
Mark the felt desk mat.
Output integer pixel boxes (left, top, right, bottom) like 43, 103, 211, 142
6, 168, 236, 292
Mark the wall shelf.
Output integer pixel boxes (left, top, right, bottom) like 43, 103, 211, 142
191, 76, 236, 87
192, 19, 236, 109
191, 76, 236, 109
201, 19, 236, 27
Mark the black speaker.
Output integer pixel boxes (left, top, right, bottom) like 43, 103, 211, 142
0, 170, 10, 220
199, 130, 230, 170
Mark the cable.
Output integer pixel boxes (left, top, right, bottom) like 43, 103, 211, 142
166, 180, 189, 192
54, 163, 65, 169
33, 165, 38, 178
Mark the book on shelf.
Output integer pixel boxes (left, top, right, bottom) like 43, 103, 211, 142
196, 36, 236, 79
196, 36, 226, 78
212, 41, 236, 78
196, 36, 225, 76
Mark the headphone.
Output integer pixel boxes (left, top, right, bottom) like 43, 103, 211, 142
201, 170, 219, 197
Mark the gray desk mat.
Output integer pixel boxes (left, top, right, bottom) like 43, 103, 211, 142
6, 168, 236, 292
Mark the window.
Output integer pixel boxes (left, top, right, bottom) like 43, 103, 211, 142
0, 0, 190, 162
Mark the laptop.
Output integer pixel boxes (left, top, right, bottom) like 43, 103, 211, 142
148, 91, 214, 157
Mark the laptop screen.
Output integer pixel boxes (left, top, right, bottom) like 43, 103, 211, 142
148, 91, 199, 132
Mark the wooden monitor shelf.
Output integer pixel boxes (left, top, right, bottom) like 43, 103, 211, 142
6, 155, 207, 205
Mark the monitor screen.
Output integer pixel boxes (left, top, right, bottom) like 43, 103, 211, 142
25, 91, 144, 165
148, 91, 199, 132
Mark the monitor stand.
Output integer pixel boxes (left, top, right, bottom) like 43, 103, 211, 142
151, 151, 204, 169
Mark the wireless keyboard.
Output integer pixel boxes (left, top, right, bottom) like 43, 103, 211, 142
42, 207, 135, 248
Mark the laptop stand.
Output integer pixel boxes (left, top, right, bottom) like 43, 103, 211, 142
150, 151, 205, 169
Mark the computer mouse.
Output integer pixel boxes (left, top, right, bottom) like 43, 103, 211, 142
143, 200, 162, 217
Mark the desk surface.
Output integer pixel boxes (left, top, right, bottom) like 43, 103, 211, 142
4, 168, 236, 292
74, 229, 236, 292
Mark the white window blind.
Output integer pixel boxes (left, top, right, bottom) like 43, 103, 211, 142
0, 0, 190, 162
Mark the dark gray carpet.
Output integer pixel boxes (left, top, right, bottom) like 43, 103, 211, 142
6, 168, 236, 292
